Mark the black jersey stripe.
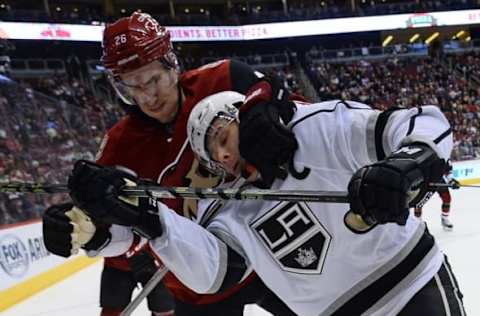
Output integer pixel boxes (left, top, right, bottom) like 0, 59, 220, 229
434, 128, 452, 144
374, 107, 403, 160
214, 242, 248, 293
406, 107, 423, 136
331, 225, 435, 316
440, 257, 467, 316
198, 200, 223, 227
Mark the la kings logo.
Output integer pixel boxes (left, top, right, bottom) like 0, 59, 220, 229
251, 202, 331, 274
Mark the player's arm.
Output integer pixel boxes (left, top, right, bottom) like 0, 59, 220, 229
348, 105, 453, 225
149, 202, 249, 294
67, 160, 249, 294
375, 105, 452, 162
42, 120, 142, 258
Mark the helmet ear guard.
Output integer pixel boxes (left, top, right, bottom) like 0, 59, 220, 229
187, 91, 245, 175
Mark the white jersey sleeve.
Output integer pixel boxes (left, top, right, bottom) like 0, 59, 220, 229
85, 224, 134, 257
149, 201, 228, 294
84, 212, 229, 295
290, 100, 452, 168
379, 105, 453, 160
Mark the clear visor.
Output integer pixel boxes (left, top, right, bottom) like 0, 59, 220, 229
107, 62, 176, 106
108, 75, 136, 105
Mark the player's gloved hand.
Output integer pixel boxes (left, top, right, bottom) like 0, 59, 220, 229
348, 144, 446, 226
449, 178, 461, 190
239, 77, 298, 186
42, 202, 111, 258
68, 160, 163, 239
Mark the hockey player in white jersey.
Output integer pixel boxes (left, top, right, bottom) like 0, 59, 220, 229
66, 90, 466, 315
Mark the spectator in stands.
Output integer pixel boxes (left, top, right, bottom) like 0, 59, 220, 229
0, 74, 122, 226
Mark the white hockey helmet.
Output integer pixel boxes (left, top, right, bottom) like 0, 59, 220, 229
187, 91, 244, 174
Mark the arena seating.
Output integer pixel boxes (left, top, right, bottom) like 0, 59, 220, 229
0, 0, 477, 25
1, 50, 480, 225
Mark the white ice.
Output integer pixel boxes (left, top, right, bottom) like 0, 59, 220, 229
4, 188, 480, 315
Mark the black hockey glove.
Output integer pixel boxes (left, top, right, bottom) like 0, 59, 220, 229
68, 160, 163, 239
348, 143, 447, 226
239, 77, 298, 186
42, 202, 111, 258
449, 178, 461, 190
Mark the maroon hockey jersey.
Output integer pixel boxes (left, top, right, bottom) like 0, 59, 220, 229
96, 59, 259, 304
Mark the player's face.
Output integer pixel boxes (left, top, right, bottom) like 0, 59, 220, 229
208, 118, 242, 176
120, 61, 179, 123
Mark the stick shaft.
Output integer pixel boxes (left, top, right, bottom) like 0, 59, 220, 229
0, 183, 69, 194
3, 181, 477, 203
0, 182, 349, 202
126, 186, 349, 203
120, 265, 168, 316
429, 182, 480, 188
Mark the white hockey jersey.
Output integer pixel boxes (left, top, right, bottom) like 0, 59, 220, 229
147, 100, 453, 316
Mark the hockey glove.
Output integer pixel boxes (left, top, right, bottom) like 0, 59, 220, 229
348, 143, 446, 226
449, 178, 461, 190
68, 160, 163, 239
239, 77, 298, 186
42, 203, 111, 258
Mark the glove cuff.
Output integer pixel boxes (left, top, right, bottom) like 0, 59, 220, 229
82, 224, 111, 251
241, 80, 274, 113
133, 212, 163, 240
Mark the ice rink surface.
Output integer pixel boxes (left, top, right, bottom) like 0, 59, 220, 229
4, 188, 479, 316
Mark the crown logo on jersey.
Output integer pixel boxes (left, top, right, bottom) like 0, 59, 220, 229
294, 247, 318, 268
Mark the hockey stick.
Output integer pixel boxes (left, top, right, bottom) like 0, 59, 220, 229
120, 265, 169, 316
2, 181, 476, 201
429, 182, 480, 188
0, 182, 349, 203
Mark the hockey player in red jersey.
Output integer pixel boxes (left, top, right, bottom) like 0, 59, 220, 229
414, 160, 460, 230
42, 12, 297, 316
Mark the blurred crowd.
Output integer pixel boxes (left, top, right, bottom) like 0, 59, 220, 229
306, 55, 480, 160
1, 49, 480, 226
0, 0, 477, 26
0, 75, 123, 226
